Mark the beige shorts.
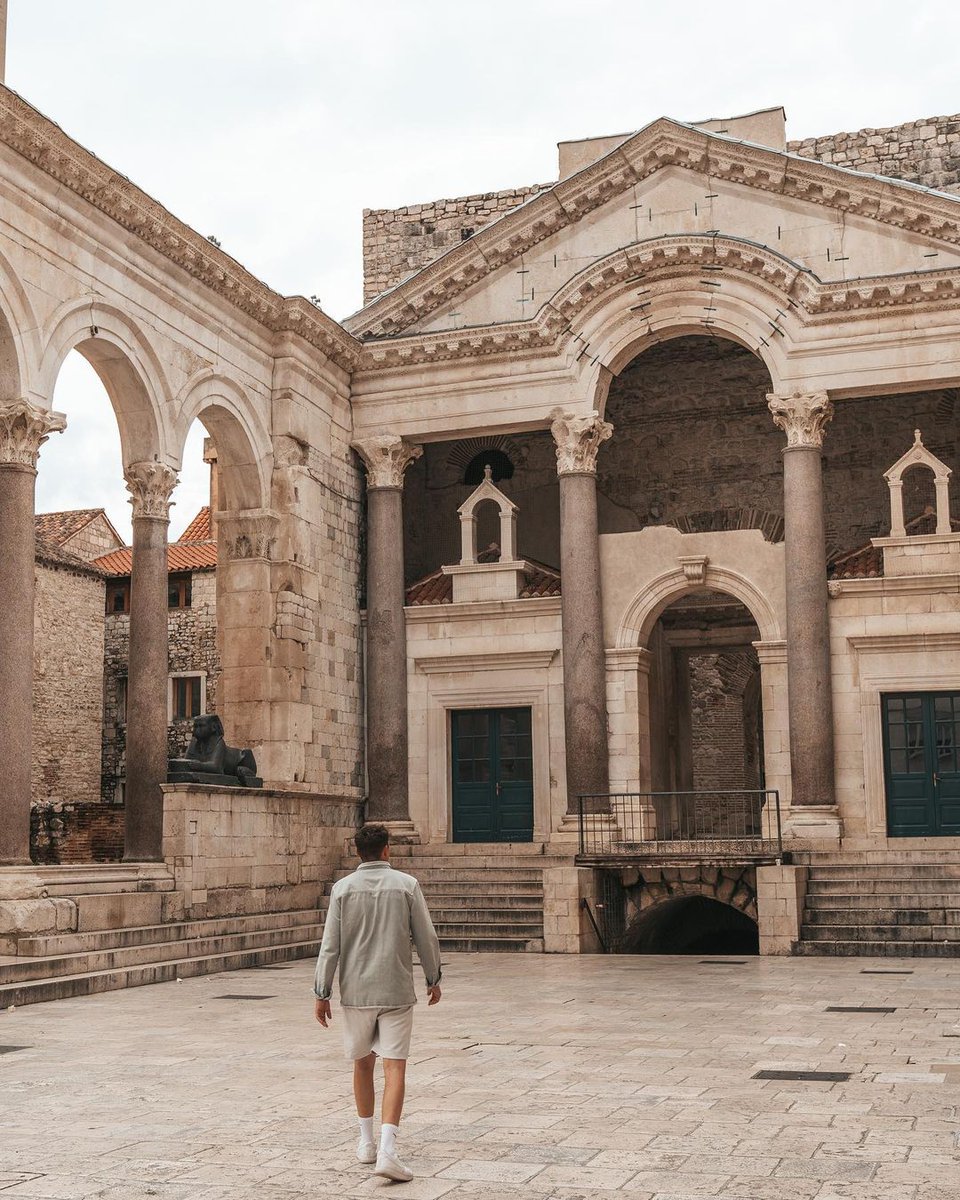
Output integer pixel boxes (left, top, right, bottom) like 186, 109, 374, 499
340, 1005, 414, 1060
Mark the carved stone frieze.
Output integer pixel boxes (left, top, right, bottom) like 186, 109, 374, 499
216, 508, 280, 561
125, 461, 179, 520
767, 391, 835, 449
351, 436, 423, 490
0, 400, 67, 469
550, 409, 614, 475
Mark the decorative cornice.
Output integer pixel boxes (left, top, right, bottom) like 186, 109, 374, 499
415, 649, 558, 674
351, 435, 423, 490
125, 461, 178, 520
550, 409, 613, 475
849, 631, 960, 654
0, 87, 360, 373
348, 117, 960, 340
354, 234, 960, 373
767, 391, 834, 449
0, 399, 66, 469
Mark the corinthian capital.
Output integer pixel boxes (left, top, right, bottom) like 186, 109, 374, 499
767, 391, 834, 449
549, 408, 613, 476
352, 435, 423, 490
0, 400, 67, 469
125, 461, 178, 520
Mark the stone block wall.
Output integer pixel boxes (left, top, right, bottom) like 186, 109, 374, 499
31, 802, 124, 865
32, 561, 105, 810
756, 864, 807, 955
62, 513, 123, 562
361, 113, 960, 301
161, 784, 362, 921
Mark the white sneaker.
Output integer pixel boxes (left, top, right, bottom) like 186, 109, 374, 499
375, 1149, 413, 1182
356, 1139, 378, 1165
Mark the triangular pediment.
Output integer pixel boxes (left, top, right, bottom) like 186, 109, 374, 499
346, 116, 960, 342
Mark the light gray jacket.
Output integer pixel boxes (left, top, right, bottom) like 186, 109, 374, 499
313, 861, 442, 1008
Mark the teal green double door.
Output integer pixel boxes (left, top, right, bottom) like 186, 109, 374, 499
882, 692, 960, 837
451, 708, 534, 843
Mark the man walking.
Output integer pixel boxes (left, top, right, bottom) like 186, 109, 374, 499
314, 823, 442, 1182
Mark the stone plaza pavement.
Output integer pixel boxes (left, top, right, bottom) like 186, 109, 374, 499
1, 953, 959, 1200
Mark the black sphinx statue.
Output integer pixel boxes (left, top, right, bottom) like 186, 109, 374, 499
168, 713, 263, 788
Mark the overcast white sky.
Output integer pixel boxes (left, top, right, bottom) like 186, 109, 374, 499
10, 0, 960, 539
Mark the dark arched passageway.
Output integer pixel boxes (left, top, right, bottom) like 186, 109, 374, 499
622, 895, 759, 956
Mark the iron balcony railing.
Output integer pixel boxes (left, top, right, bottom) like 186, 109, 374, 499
577, 789, 782, 861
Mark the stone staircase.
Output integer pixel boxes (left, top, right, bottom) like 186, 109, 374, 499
337, 843, 571, 952
0, 904, 328, 1007
795, 861, 960, 957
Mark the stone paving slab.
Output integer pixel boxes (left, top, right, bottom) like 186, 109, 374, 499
0, 953, 959, 1198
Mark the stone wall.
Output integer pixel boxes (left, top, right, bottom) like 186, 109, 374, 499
63, 514, 123, 562
788, 113, 960, 195
362, 113, 960, 300
362, 183, 549, 301
32, 560, 105, 810
161, 784, 362, 921
31, 802, 124, 865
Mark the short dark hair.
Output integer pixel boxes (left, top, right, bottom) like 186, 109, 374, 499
355, 823, 389, 861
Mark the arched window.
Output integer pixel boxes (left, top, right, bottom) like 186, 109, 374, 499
463, 448, 514, 485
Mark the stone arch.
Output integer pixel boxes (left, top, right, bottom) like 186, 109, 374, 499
175, 372, 271, 513
617, 563, 782, 647
0, 245, 42, 400
618, 864, 759, 954
39, 300, 171, 464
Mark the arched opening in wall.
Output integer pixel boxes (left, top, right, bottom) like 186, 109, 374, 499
464, 447, 514, 485
474, 498, 502, 561
598, 335, 782, 539
901, 464, 939, 528
643, 590, 763, 806
623, 896, 759, 955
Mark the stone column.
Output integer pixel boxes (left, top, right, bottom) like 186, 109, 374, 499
352, 435, 422, 833
123, 461, 178, 862
551, 409, 613, 814
767, 391, 837, 820
0, 400, 66, 865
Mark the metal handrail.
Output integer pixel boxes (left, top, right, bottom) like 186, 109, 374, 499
577, 789, 782, 861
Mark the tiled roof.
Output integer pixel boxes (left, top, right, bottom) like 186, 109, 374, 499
91, 508, 217, 577
829, 508, 958, 579
178, 506, 211, 542
34, 508, 108, 546
406, 550, 561, 606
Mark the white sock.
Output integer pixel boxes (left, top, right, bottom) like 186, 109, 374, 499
358, 1116, 374, 1144
380, 1123, 399, 1156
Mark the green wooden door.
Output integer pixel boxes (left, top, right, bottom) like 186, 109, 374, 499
451, 708, 534, 843
882, 692, 960, 837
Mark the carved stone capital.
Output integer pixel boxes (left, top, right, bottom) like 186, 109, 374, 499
124, 461, 179, 521
215, 507, 280, 561
767, 391, 834, 449
352, 435, 423, 490
549, 409, 614, 475
0, 400, 67, 470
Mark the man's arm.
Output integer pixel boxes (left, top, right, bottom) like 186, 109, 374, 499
409, 882, 442, 999
313, 888, 341, 1023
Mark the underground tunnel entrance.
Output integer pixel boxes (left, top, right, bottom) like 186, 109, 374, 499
620, 894, 760, 956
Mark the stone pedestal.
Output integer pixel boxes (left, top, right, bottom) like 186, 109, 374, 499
123, 461, 178, 862
768, 392, 839, 820
756, 863, 808, 955
353, 436, 422, 825
551, 410, 613, 814
0, 401, 66, 865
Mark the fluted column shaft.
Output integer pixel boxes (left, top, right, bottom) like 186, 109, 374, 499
353, 436, 422, 826
123, 462, 178, 862
0, 401, 66, 864
768, 391, 836, 809
551, 410, 613, 812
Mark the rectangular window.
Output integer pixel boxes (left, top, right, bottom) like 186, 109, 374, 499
168, 574, 192, 609
107, 582, 130, 614
171, 675, 203, 720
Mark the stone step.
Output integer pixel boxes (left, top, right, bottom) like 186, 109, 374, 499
435, 936, 544, 953
794, 939, 960, 958
0, 922, 325, 985
368, 841, 557, 858
804, 892, 960, 911
16, 907, 326, 957
808, 864, 960, 879
429, 907, 543, 923
800, 922, 960, 942
0, 939, 321, 1008
432, 921, 543, 939
803, 906, 960, 925
807, 879, 960, 895
421, 889, 544, 907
